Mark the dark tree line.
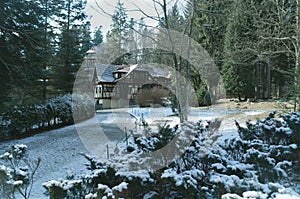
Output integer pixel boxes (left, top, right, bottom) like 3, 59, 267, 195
1, 0, 300, 113
186, 0, 300, 108
96, 0, 300, 112
0, 0, 96, 112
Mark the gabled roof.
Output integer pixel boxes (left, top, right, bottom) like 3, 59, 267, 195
95, 64, 171, 84
134, 65, 171, 78
95, 64, 121, 83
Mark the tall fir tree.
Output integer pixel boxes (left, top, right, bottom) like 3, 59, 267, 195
106, 0, 132, 65
51, 0, 92, 94
187, 0, 231, 68
0, 0, 47, 109
93, 25, 103, 46
221, 0, 256, 100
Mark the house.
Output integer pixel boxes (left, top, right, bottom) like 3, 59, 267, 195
84, 48, 171, 109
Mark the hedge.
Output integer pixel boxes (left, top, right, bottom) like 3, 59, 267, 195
0, 94, 95, 140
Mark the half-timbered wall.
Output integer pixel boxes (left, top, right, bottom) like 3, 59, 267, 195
94, 67, 170, 108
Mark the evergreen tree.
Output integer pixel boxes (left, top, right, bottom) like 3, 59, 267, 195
93, 25, 103, 46
106, 0, 131, 65
137, 18, 156, 64
0, 0, 47, 109
168, 4, 185, 31
187, 0, 231, 68
51, 0, 92, 94
221, 0, 256, 100
37, 0, 64, 100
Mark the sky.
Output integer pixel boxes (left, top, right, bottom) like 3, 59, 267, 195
85, 0, 182, 36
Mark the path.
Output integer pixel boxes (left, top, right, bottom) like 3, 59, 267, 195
0, 112, 127, 199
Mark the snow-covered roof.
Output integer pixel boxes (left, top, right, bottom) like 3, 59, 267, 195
95, 64, 121, 83
134, 65, 171, 78
95, 64, 170, 84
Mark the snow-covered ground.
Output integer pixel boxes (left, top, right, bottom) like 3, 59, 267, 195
0, 107, 268, 198
0, 124, 89, 198
0, 112, 128, 198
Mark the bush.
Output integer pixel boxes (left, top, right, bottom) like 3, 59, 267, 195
43, 112, 300, 198
0, 144, 41, 199
136, 86, 170, 107
0, 94, 95, 140
43, 154, 132, 199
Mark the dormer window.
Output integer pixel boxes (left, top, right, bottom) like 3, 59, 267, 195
114, 72, 123, 79
114, 73, 119, 79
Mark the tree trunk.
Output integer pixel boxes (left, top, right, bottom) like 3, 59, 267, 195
267, 58, 271, 99
295, 0, 300, 111
162, 0, 186, 122
255, 62, 260, 99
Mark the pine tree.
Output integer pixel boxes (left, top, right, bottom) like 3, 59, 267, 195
136, 18, 156, 64
188, 0, 231, 68
106, 0, 131, 65
0, 0, 47, 109
93, 25, 103, 46
221, 0, 256, 100
51, 0, 92, 94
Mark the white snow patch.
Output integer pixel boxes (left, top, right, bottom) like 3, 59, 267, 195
116, 170, 150, 181
244, 110, 266, 116
242, 191, 267, 199
289, 144, 297, 149
97, 183, 112, 194
212, 163, 226, 171
222, 193, 243, 199
274, 194, 300, 199
13, 180, 23, 186
112, 182, 128, 192
85, 193, 98, 199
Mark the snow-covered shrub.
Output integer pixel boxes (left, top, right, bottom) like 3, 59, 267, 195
134, 124, 178, 152
224, 112, 300, 197
0, 94, 94, 140
46, 95, 73, 124
1, 105, 38, 137
72, 94, 95, 122
44, 94, 94, 126
281, 112, 300, 146
145, 113, 300, 198
0, 144, 41, 199
236, 111, 299, 146
111, 120, 219, 198
42, 179, 84, 199
43, 154, 133, 198
44, 113, 300, 198
238, 112, 299, 177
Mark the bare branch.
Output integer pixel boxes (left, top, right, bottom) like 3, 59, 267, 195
93, 1, 114, 18
153, 0, 162, 23
272, 67, 294, 75
260, 36, 294, 42
133, 20, 158, 29
128, 2, 160, 22
152, 0, 164, 8
0, 58, 13, 80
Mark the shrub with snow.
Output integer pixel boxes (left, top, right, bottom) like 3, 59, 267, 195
0, 144, 41, 199
0, 94, 94, 140
221, 112, 300, 198
43, 112, 300, 198
43, 154, 134, 198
